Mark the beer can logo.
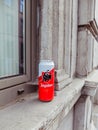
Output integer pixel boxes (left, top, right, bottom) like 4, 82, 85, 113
43, 70, 51, 81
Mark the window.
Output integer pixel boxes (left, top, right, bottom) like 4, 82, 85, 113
0, 0, 31, 89
4, 0, 12, 7
0, 0, 25, 78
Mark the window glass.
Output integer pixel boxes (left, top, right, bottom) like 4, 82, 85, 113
0, 0, 25, 78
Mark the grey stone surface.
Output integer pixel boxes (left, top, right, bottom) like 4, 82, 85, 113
39, 0, 53, 60
64, 0, 72, 75
0, 78, 84, 130
78, 0, 95, 25
82, 70, 98, 97
74, 96, 92, 130
70, 0, 78, 78
76, 28, 94, 77
93, 39, 98, 68
92, 104, 98, 130
55, 69, 72, 90
1, 0, 98, 130
57, 109, 73, 130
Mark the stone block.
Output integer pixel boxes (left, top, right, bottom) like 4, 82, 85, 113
74, 96, 92, 130
76, 27, 94, 77
78, 0, 95, 25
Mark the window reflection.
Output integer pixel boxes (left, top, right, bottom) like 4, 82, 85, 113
20, 0, 24, 13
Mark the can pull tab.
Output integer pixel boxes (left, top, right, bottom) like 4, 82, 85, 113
43, 71, 51, 81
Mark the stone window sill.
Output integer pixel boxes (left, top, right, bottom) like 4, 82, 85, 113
1, 69, 98, 130
0, 78, 84, 130
82, 70, 98, 97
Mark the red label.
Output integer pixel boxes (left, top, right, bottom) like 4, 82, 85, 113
38, 68, 54, 101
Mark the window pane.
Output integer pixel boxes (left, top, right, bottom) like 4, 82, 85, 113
0, 0, 25, 78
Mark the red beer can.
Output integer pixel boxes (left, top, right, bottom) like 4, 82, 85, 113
38, 60, 55, 101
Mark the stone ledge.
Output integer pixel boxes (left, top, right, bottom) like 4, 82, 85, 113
55, 69, 69, 83
82, 85, 98, 97
55, 69, 72, 90
55, 77, 72, 91
82, 70, 98, 97
0, 78, 84, 130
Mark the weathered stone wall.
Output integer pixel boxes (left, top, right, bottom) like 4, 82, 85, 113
38, 0, 78, 129
74, 96, 92, 130
76, 0, 98, 77
93, 39, 98, 68
39, 0, 78, 90
1, 0, 98, 130
57, 109, 73, 130
70, 0, 78, 77
76, 28, 94, 77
